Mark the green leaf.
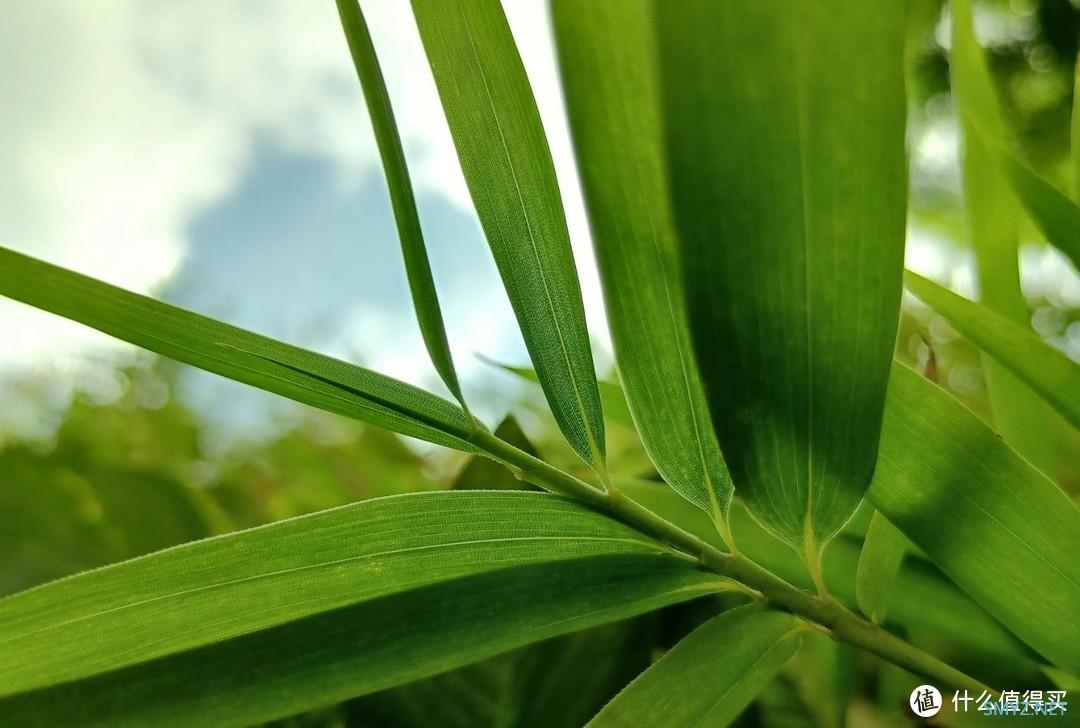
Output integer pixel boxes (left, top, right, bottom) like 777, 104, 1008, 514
905, 270, 1080, 430
0, 490, 685, 698
1, 555, 716, 727
0, 246, 474, 451
552, 0, 732, 533
855, 511, 908, 624
410, 0, 605, 466
659, 2, 908, 561
870, 364, 1080, 675
587, 604, 803, 728
451, 415, 540, 491
335, 0, 466, 408
950, 0, 1058, 475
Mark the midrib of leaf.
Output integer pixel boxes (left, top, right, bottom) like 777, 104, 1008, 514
693, 627, 804, 728
0, 534, 662, 649
456, 1, 603, 466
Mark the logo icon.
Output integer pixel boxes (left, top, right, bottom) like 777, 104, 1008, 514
910, 684, 942, 717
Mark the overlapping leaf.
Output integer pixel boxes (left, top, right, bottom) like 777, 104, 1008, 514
905, 271, 1080, 429
336, 0, 466, 408
855, 511, 908, 624
588, 605, 802, 728
659, 1, 908, 559
870, 365, 1080, 675
410, 0, 605, 466
1, 555, 715, 727
0, 247, 475, 451
951, 0, 1058, 474
0, 491, 682, 697
552, 0, 732, 532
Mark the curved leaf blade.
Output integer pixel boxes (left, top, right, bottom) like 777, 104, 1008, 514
0, 246, 474, 451
659, 2, 908, 557
587, 604, 802, 728
855, 510, 909, 624
335, 0, 467, 408
1, 555, 717, 728
410, 0, 605, 466
552, 0, 732, 531
870, 365, 1080, 674
0, 491, 677, 697
905, 271, 1080, 429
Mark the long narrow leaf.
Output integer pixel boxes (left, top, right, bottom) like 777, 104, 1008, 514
0, 246, 474, 451
0, 491, 681, 697
410, 0, 605, 466
1, 555, 716, 727
335, 0, 466, 408
659, 2, 908, 562
552, 0, 732, 533
855, 511, 909, 624
587, 604, 802, 728
905, 271, 1080, 429
870, 365, 1080, 675
951, 0, 1058, 474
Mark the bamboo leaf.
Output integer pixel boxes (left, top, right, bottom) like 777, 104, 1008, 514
905, 270, 1080, 429
0, 246, 475, 451
0, 491, 684, 698
855, 511, 909, 624
410, 0, 605, 466
335, 0, 467, 408
1, 555, 715, 727
552, 0, 732, 533
659, 2, 908, 561
950, 0, 1059, 475
870, 365, 1080, 675
587, 604, 803, 728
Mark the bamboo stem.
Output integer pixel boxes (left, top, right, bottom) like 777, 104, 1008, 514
472, 429, 989, 693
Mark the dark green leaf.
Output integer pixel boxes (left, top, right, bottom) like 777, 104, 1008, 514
0, 491, 685, 697
552, 0, 732, 533
452, 415, 540, 491
1, 555, 716, 727
587, 604, 802, 728
410, 0, 605, 466
905, 271, 1080, 430
0, 246, 474, 451
660, 1, 908, 562
335, 0, 466, 408
870, 365, 1080, 674
855, 510, 908, 624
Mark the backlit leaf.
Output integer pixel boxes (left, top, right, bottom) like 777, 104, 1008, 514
905, 271, 1080, 430
552, 0, 732, 534
587, 604, 803, 728
0, 491, 681, 697
659, 2, 908, 561
0, 246, 475, 451
336, 0, 467, 408
410, 0, 605, 466
855, 510, 909, 624
870, 365, 1080, 675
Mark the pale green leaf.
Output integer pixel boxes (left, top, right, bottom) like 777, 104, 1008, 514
870, 364, 1080, 675
1, 555, 715, 727
905, 271, 1080, 430
855, 511, 909, 624
410, 0, 605, 465
951, 0, 1058, 475
587, 604, 803, 728
659, 2, 908, 559
552, 0, 732, 532
0, 491, 685, 698
0, 246, 475, 451
336, 0, 466, 408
